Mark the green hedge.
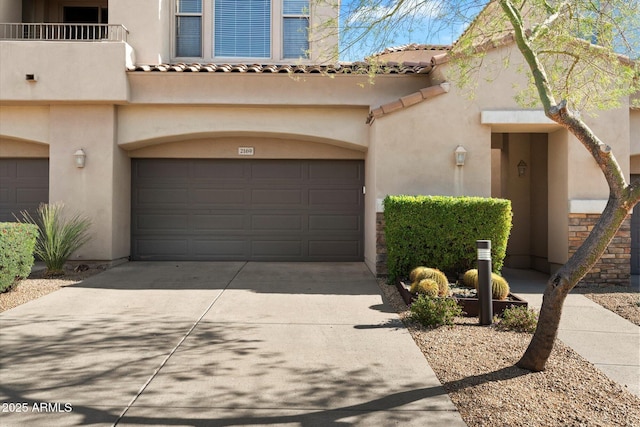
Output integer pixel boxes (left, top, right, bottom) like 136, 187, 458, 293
0, 222, 39, 292
384, 195, 512, 283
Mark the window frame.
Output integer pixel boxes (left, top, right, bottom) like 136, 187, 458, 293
172, 0, 313, 63
282, 0, 310, 59
175, 0, 203, 58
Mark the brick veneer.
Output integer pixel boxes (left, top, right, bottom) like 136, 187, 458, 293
376, 211, 632, 284
568, 213, 630, 286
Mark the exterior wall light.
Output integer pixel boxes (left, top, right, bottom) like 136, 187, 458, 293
74, 149, 86, 168
455, 145, 467, 166
517, 160, 527, 177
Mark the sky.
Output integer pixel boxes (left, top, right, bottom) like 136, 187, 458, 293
337, 0, 484, 61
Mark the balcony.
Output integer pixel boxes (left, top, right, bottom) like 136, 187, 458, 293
0, 23, 132, 102
0, 23, 128, 42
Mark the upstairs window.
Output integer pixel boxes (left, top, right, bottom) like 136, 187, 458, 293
215, 0, 271, 58
173, 0, 311, 60
283, 0, 309, 59
176, 0, 202, 57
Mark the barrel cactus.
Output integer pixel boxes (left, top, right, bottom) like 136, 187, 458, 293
491, 274, 510, 300
410, 278, 440, 298
410, 267, 449, 297
409, 266, 429, 282
462, 269, 478, 288
462, 269, 510, 300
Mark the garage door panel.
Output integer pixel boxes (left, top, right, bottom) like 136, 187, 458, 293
193, 240, 246, 256
193, 214, 246, 231
135, 160, 191, 179
135, 239, 189, 257
0, 159, 49, 222
194, 161, 246, 180
191, 188, 246, 205
309, 161, 363, 180
309, 215, 360, 231
251, 189, 303, 205
309, 189, 360, 206
136, 188, 189, 204
252, 214, 303, 231
251, 240, 302, 257
131, 159, 363, 261
309, 240, 361, 257
135, 214, 189, 231
251, 162, 303, 179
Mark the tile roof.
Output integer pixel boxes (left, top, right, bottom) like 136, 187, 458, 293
367, 82, 451, 124
127, 62, 434, 74
371, 43, 452, 57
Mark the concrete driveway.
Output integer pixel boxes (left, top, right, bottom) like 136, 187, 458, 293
0, 262, 465, 426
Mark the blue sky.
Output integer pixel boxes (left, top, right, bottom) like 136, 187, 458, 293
337, 0, 482, 61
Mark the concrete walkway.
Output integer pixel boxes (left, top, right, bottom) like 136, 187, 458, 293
0, 262, 465, 426
504, 268, 640, 398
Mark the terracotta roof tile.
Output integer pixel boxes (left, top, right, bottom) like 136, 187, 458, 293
126, 62, 434, 75
372, 44, 452, 57
367, 82, 450, 124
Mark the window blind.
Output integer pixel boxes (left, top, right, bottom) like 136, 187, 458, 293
176, 0, 202, 57
283, 17, 309, 58
215, 0, 271, 58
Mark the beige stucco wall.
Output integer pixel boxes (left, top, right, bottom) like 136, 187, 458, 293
630, 110, 640, 172
48, 105, 130, 261
129, 137, 365, 159
0, 138, 48, 157
0, 106, 49, 143
0, 41, 130, 102
0, 1, 22, 22
117, 105, 370, 151
548, 129, 569, 269
109, 0, 171, 65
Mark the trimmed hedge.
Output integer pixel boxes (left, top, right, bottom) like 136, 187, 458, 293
0, 222, 39, 292
384, 195, 512, 283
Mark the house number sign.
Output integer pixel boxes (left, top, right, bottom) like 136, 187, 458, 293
238, 147, 255, 156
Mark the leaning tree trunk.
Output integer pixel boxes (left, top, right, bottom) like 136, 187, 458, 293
497, 0, 640, 371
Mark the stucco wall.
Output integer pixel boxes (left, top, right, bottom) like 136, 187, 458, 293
109, 0, 171, 65
0, 1, 22, 22
0, 41, 130, 102
48, 105, 129, 261
630, 110, 640, 172
548, 129, 569, 269
0, 106, 49, 143
0, 138, 48, 157
117, 105, 371, 151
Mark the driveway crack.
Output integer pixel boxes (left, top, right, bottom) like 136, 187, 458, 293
112, 261, 248, 426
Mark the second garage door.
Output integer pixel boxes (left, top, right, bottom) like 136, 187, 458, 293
131, 159, 364, 261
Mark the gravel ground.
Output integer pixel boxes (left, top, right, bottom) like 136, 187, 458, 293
2, 267, 639, 426
0, 265, 105, 312
575, 284, 640, 327
378, 279, 640, 427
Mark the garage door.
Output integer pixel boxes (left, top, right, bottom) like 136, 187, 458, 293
131, 159, 364, 261
0, 158, 49, 222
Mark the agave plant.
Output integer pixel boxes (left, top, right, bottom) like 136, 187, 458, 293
20, 203, 91, 276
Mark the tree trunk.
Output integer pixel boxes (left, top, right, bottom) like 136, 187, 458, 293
517, 197, 631, 371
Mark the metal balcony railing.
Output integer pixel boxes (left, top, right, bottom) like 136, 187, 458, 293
0, 23, 128, 42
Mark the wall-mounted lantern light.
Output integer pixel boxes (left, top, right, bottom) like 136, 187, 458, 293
74, 149, 86, 168
455, 145, 467, 166
517, 160, 527, 177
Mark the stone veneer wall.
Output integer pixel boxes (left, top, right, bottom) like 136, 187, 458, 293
376, 212, 632, 284
568, 213, 630, 286
376, 213, 388, 277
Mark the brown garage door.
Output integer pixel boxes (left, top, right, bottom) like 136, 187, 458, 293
0, 158, 49, 222
131, 159, 364, 261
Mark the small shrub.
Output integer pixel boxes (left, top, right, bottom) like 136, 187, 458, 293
19, 203, 91, 276
497, 306, 539, 333
0, 223, 38, 292
410, 295, 463, 327
410, 278, 440, 297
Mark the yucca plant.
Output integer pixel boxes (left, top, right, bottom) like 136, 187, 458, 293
19, 203, 91, 276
